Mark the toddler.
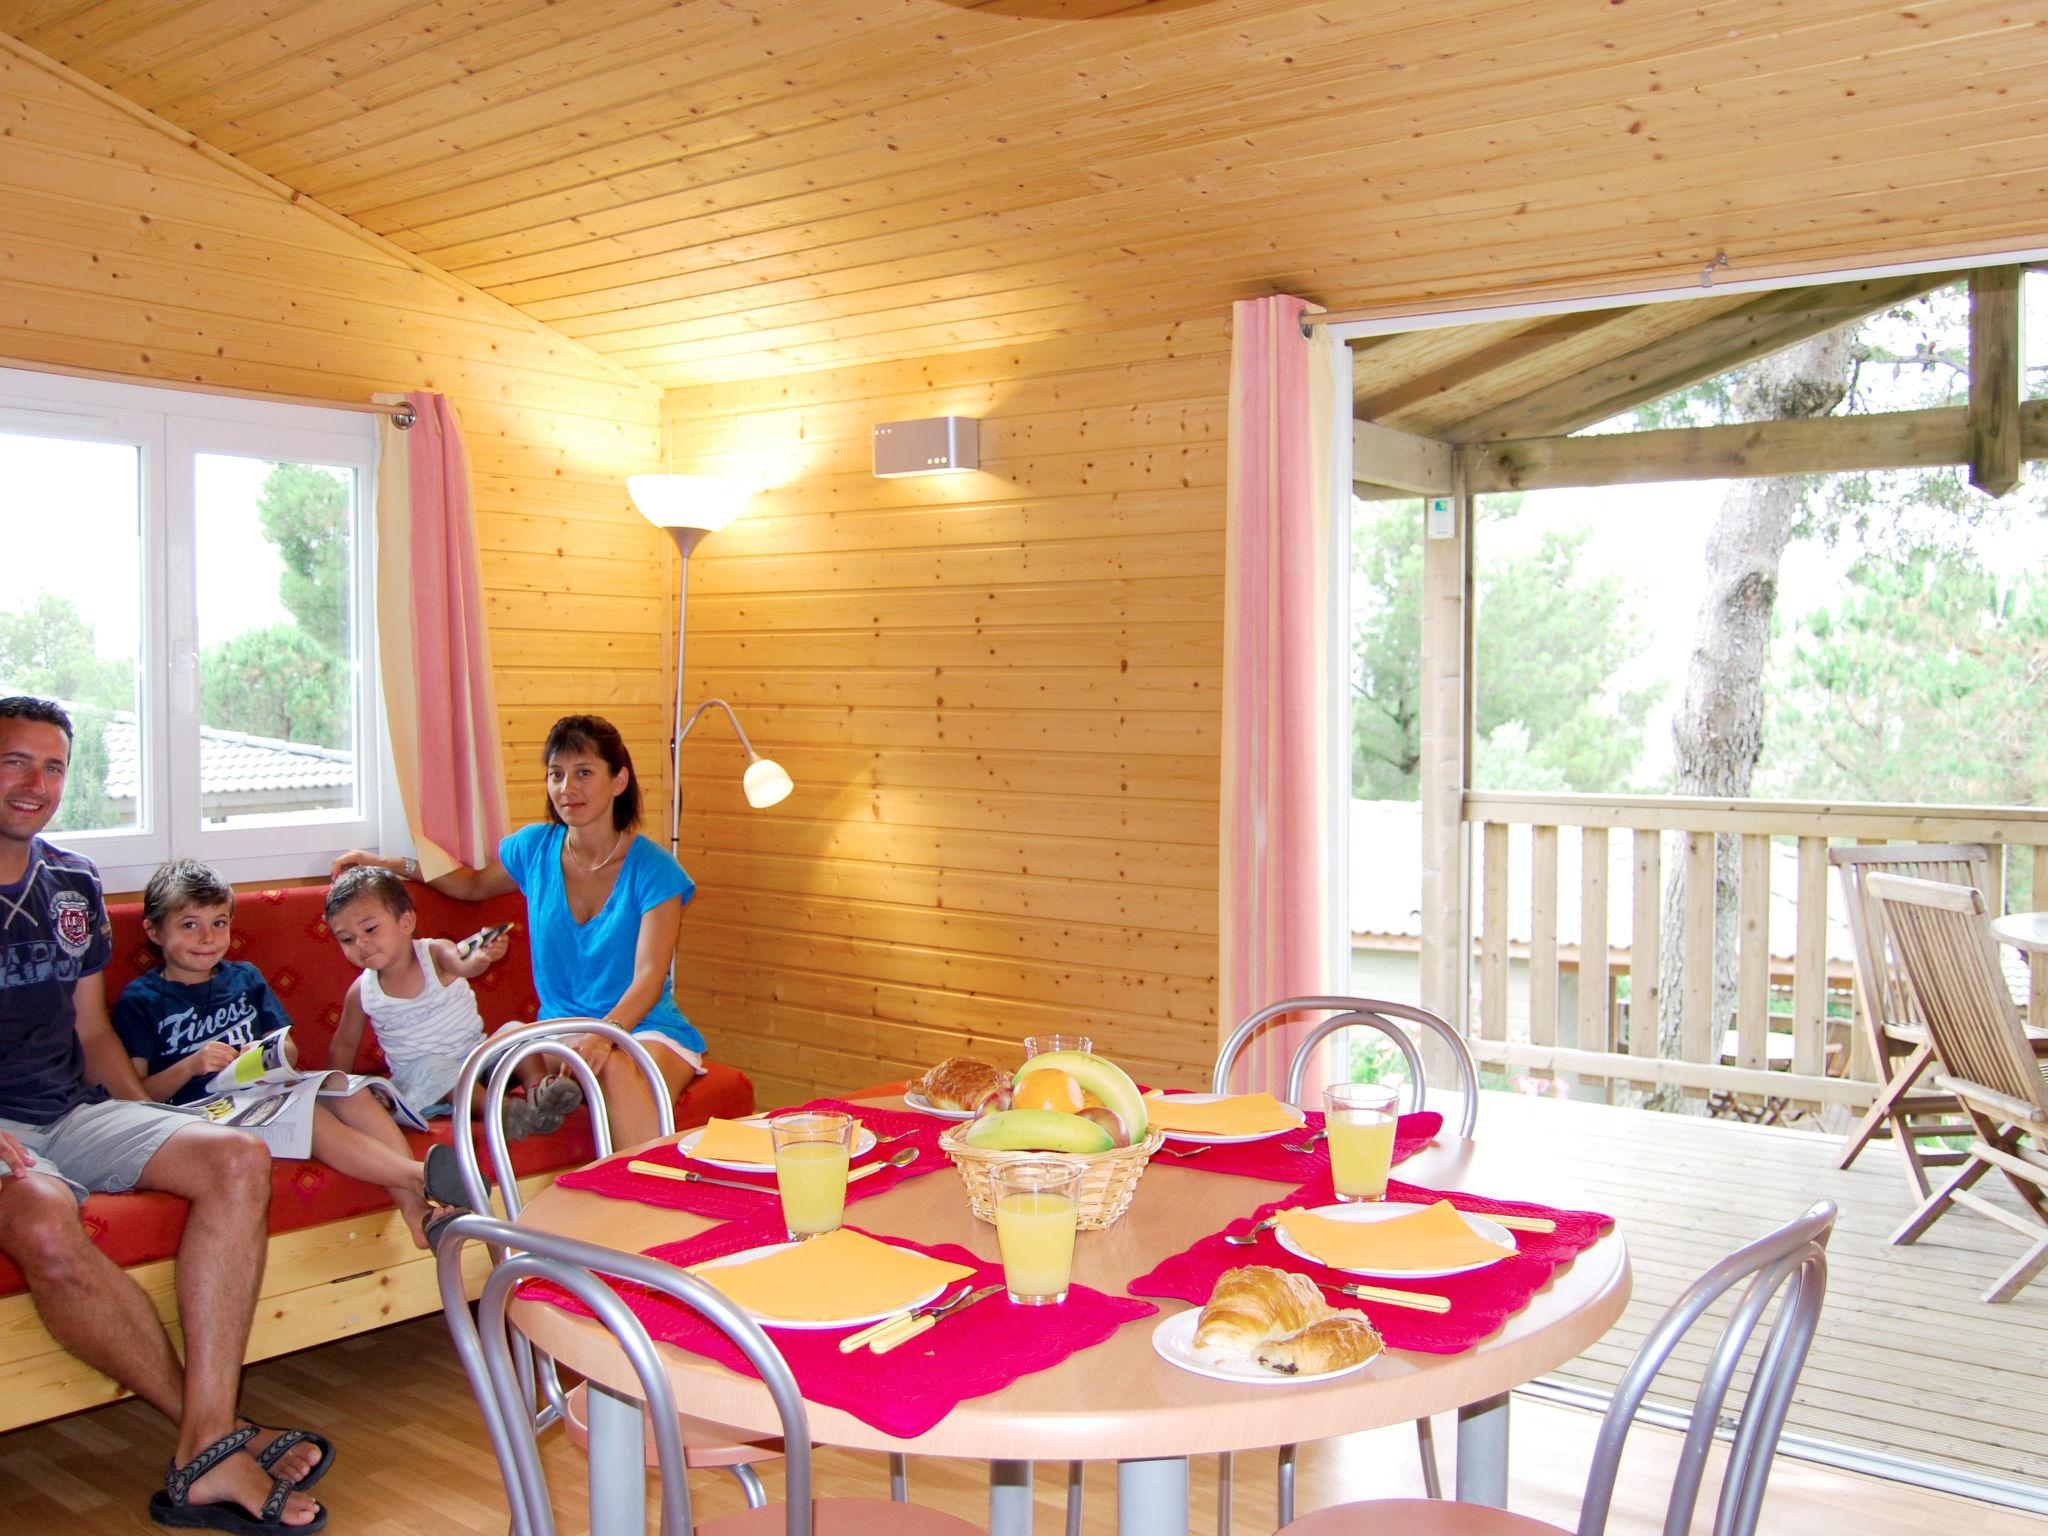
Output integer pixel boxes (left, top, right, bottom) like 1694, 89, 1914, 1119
325, 866, 579, 1139
113, 860, 465, 1250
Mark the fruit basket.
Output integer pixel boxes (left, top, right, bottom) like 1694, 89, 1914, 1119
939, 1125, 1167, 1230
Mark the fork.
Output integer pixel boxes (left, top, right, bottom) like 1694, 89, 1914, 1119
1280, 1129, 1326, 1155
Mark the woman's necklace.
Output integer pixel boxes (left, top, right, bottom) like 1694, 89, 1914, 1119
566, 828, 626, 876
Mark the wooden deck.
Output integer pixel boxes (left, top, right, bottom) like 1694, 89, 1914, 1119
1476, 1089, 2048, 1505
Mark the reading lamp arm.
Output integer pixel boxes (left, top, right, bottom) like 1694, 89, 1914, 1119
675, 697, 762, 761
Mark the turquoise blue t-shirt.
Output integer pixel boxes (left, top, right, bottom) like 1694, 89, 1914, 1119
498, 823, 702, 1054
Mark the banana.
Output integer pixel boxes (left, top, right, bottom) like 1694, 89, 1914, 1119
1015, 1050, 1148, 1141
961, 1108, 1114, 1155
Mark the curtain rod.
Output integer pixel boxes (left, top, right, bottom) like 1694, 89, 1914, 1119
0, 353, 415, 426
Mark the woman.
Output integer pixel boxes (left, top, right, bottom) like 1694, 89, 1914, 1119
333, 714, 698, 1148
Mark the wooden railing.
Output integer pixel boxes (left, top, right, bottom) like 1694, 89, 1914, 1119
1457, 792, 2048, 1110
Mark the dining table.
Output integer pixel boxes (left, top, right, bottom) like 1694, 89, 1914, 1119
1991, 910, 2048, 955
509, 1093, 1631, 1536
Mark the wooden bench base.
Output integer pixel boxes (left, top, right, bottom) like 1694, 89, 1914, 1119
0, 1170, 560, 1435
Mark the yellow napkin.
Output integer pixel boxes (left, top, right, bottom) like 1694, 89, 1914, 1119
1143, 1091, 1302, 1137
1277, 1201, 1515, 1271
689, 1117, 777, 1165
689, 1229, 976, 1322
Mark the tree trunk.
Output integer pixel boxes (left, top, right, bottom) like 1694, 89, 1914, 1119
1651, 330, 1858, 1109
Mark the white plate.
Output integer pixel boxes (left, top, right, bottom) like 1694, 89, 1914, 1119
677, 1121, 880, 1171
691, 1241, 946, 1331
1147, 1092, 1308, 1145
901, 1090, 976, 1121
1149, 1310, 1380, 1387
1270, 1201, 1516, 1279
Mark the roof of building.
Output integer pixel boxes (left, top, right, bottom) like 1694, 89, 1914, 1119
99, 712, 354, 799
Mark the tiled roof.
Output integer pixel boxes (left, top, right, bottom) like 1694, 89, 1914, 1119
98, 712, 354, 798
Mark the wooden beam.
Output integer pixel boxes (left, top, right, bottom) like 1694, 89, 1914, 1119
1351, 418, 1453, 496
1416, 459, 1469, 1030
1459, 399, 2048, 494
1969, 266, 2023, 499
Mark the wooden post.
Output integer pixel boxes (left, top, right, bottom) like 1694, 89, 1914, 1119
1530, 825, 1560, 1069
1968, 266, 2022, 499
1579, 827, 1611, 1054
1681, 831, 1715, 1100
1417, 467, 1470, 1031
1736, 834, 1771, 1071
1629, 829, 1662, 1094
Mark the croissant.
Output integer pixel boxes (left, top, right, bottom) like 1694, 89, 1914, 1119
1255, 1314, 1384, 1375
1192, 1265, 1331, 1354
916, 1056, 1009, 1112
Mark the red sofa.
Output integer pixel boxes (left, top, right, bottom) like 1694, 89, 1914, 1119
0, 882, 753, 1429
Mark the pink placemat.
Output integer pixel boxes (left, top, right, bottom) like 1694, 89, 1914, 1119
1152, 1102, 1441, 1182
552, 1099, 948, 1222
1126, 1177, 1614, 1354
520, 1217, 1158, 1440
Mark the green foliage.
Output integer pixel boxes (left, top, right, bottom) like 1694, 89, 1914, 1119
255, 462, 352, 647
1759, 550, 2048, 806
1352, 502, 1660, 798
200, 623, 351, 748
52, 708, 116, 832
0, 593, 131, 710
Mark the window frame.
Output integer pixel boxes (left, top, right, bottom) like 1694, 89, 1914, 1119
0, 365, 396, 893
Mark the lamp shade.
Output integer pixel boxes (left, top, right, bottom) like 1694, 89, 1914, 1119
628, 473, 750, 533
743, 756, 794, 809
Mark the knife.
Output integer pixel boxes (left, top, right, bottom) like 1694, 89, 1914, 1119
867, 1282, 1006, 1355
838, 1283, 973, 1353
625, 1156, 907, 1192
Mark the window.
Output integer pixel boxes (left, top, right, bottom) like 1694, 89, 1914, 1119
0, 365, 394, 891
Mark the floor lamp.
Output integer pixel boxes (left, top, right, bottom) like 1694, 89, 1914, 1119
628, 474, 793, 861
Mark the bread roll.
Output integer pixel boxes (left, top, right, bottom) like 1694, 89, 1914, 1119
916, 1056, 1009, 1112
1192, 1265, 1331, 1354
1255, 1314, 1384, 1375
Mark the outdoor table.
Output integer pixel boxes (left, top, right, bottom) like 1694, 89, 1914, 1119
1991, 911, 2048, 954
510, 1094, 1631, 1536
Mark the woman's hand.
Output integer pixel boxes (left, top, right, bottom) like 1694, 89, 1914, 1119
330, 848, 413, 879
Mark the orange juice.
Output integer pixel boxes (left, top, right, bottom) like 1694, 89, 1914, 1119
774, 1140, 851, 1234
1326, 1113, 1397, 1201
994, 1190, 1078, 1304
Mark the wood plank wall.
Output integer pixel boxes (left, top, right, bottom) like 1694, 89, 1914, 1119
661, 322, 1233, 1106
0, 44, 669, 836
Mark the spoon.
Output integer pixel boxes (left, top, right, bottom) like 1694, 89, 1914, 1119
1223, 1218, 1277, 1246
849, 1146, 920, 1180
1158, 1143, 1212, 1159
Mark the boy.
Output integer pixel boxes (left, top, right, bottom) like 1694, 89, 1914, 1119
325, 866, 578, 1138
113, 859, 465, 1251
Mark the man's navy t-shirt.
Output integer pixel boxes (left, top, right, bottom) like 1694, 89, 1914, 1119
0, 837, 113, 1126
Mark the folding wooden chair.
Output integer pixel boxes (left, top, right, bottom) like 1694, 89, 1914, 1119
1829, 845, 2048, 1197
1868, 874, 2048, 1303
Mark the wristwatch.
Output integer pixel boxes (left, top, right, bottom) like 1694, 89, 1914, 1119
398, 855, 418, 880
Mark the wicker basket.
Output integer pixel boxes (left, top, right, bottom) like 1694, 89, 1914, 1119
938, 1125, 1167, 1230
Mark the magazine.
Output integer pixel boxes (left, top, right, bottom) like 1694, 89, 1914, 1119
179, 1028, 431, 1159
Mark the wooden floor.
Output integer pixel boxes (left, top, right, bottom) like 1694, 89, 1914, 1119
1477, 1089, 2048, 1501
3, 1091, 2043, 1532
0, 1311, 2032, 1536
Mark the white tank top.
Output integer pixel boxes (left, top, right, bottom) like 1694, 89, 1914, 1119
358, 939, 485, 1072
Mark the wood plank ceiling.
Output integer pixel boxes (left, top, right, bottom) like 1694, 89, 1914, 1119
5, 0, 2047, 391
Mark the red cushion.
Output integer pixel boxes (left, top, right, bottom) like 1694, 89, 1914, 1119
0, 884, 754, 1298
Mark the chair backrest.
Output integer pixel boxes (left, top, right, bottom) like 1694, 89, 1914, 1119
1579, 1202, 1834, 1536
451, 1019, 676, 1218
436, 1212, 815, 1536
1865, 874, 2048, 1124
1830, 844, 1991, 1042
1212, 996, 1479, 1138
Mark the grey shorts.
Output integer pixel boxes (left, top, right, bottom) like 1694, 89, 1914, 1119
0, 1099, 197, 1203
388, 1052, 467, 1115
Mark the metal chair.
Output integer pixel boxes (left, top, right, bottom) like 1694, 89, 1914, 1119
1210, 997, 1481, 1532
1868, 874, 2048, 1302
1269, 1201, 1835, 1536
450, 1020, 779, 1506
1829, 845, 2048, 1196
434, 1212, 984, 1536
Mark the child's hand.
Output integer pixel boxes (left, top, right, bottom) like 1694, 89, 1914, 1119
479, 931, 511, 965
188, 1040, 240, 1076
0, 1129, 33, 1179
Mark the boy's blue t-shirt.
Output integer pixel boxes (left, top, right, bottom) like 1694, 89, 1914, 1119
498, 823, 702, 1052
112, 961, 294, 1105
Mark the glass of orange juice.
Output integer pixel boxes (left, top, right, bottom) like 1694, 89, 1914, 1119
1322, 1083, 1402, 1203
990, 1159, 1083, 1305
770, 1112, 855, 1240
1020, 1034, 1093, 1060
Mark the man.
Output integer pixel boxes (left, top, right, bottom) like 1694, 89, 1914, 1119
0, 697, 324, 1532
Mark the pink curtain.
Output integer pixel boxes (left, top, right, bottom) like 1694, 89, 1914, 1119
1221, 296, 1337, 1093
374, 391, 509, 876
